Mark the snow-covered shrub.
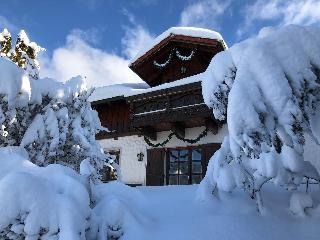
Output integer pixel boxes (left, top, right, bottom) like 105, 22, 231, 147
201, 25, 320, 212
88, 181, 149, 240
200, 137, 246, 194
0, 148, 127, 240
290, 192, 313, 216
19, 77, 113, 180
0, 147, 91, 240
93, 198, 125, 240
0, 29, 117, 183
0, 55, 32, 146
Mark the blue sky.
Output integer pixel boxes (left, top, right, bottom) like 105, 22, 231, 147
1, 0, 320, 87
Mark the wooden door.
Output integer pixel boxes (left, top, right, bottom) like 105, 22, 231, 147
146, 148, 166, 186
201, 143, 221, 178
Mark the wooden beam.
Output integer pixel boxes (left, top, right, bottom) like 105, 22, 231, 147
140, 126, 157, 141
171, 122, 185, 138
205, 118, 218, 135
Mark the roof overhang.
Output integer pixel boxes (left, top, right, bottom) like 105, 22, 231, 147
129, 34, 224, 68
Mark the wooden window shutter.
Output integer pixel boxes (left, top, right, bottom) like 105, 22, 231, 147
201, 143, 221, 178
146, 148, 166, 186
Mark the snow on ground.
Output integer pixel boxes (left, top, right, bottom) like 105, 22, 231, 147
97, 183, 320, 240
1, 148, 319, 240
89, 181, 151, 239
0, 147, 90, 239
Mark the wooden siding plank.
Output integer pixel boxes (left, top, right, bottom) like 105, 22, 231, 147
146, 148, 166, 186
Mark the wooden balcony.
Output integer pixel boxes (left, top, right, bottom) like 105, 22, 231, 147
126, 81, 218, 140
131, 103, 211, 128
92, 98, 139, 140
92, 81, 220, 141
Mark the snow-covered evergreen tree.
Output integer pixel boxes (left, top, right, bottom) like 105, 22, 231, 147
0, 33, 119, 237
0, 28, 44, 79
0, 29, 117, 183
200, 25, 320, 212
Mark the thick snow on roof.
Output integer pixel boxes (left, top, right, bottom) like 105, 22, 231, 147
0, 147, 90, 239
89, 73, 204, 102
89, 82, 150, 102
129, 27, 224, 64
125, 72, 204, 97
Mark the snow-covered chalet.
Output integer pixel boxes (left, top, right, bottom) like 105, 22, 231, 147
90, 27, 228, 186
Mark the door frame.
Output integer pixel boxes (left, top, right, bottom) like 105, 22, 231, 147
164, 144, 217, 185
165, 146, 190, 185
146, 143, 221, 186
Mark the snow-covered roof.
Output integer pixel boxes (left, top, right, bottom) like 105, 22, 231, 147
129, 27, 224, 64
125, 73, 204, 97
90, 73, 204, 102
89, 82, 149, 102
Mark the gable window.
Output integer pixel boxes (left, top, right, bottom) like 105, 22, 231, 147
167, 148, 203, 185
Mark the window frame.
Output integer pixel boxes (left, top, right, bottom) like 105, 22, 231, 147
100, 148, 121, 183
166, 146, 203, 185
103, 148, 121, 165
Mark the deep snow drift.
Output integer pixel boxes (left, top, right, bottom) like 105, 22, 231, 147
0, 148, 319, 240
0, 147, 127, 240
102, 184, 320, 240
0, 147, 91, 240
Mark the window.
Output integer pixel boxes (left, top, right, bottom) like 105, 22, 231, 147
100, 149, 120, 183
104, 149, 120, 165
167, 148, 203, 185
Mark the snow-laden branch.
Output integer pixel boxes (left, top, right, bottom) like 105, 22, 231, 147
200, 25, 320, 212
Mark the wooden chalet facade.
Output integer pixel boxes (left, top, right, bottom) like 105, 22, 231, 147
91, 27, 227, 186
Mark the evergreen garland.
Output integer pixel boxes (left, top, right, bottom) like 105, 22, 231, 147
153, 47, 196, 69
144, 128, 208, 147
175, 48, 196, 61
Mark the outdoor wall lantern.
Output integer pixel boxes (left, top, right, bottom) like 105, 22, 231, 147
137, 152, 144, 162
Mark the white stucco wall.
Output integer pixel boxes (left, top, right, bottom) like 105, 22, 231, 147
98, 125, 228, 185
155, 125, 228, 148
98, 125, 320, 185
98, 135, 148, 185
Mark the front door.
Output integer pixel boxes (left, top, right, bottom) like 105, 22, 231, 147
167, 144, 220, 185
145, 143, 220, 186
